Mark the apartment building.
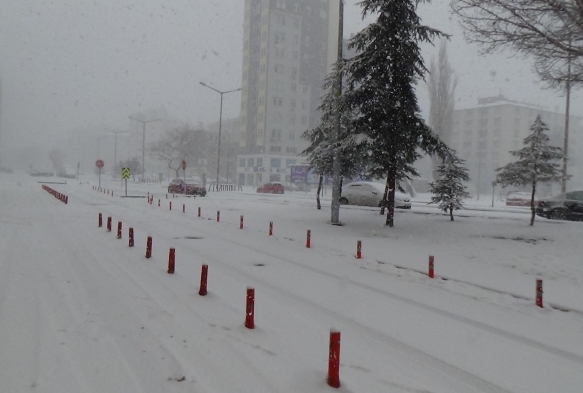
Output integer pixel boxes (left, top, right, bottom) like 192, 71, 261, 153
450, 95, 583, 195
237, 0, 340, 186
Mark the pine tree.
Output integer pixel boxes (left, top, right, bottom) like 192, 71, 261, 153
429, 154, 470, 221
302, 68, 370, 209
343, 0, 448, 227
495, 115, 565, 226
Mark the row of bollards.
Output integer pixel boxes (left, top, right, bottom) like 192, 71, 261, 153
97, 211, 339, 387
92, 186, 114, 197
42, 185, 68, 204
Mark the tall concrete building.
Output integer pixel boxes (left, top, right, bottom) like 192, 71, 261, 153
237, 0, 340, 186
450, 95, 583, 195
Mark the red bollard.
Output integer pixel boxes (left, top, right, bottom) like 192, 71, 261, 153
111, 191, 113, 197
167, 248, 175, 274
145, 236, 152, 258
217, 211, 220, 222
198, 207, 201, 217
117, 222, 122, 239
327, 330, 341, 388
199, 264, 208, 296
128, 228, 134, 247
107, 217, 112, 232
158, 199, 160, 207
65, 196, 68, 204
428, 255, 435, 278
269, 221, 273, 236
183, 204, 185, 213
245, 287, 255, 329
240, 215, 244, 229
536, 279, 543, 308
356, 240, 362, 259
306, 229, 311, 248
169, 202, 172, 211
166, 194, 168, 199
98, 213, 102, 227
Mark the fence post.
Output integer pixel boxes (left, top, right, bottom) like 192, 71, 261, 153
146, 236, 152, 258
428, 255, 435, 278
199, 264, 208, 296
327, 330, 341, 388
536, 279, 543, 308
168, 248, 175, 274
245, 287, 255, 329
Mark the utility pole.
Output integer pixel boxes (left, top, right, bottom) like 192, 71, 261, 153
331, 0, 344, 225
0, 78, 3, 168
105, 129, 129, 179
128, 116, 159, 179
562, 46, 572, 193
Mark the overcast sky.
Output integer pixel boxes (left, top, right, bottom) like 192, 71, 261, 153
1, 0, 580, 155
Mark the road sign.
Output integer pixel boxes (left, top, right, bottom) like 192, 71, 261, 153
122, 167, 130, 179
181, 160, 186, 170
95, 160, 104, 168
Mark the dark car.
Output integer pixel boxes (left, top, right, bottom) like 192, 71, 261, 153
168, 178, 207, 196
257, 182, 284, 194
536, 190, 583, 221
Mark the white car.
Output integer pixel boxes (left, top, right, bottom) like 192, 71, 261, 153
340, 181, 411, 209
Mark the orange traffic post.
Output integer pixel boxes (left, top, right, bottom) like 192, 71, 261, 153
199, 264, 208, 296
167, 248, 175, 274
245, 287, 255, 329
356, 240, 362, 259
428, 255, 435, 278
306, 229, 311, 248
128, 228, 134, 247
536, 279, 543, 308
327, 330, 341, 388
117, 222, 122, 239
145, 236, 152, 258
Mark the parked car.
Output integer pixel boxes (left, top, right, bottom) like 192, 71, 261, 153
536, 190, 583, 221
505, 191, 535, 207
167, 178, 207, 196
257, 182, 285, 194
339, 181, 411, 209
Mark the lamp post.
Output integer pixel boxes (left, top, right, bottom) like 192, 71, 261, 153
199, 81, 241, 188
105, 129, 129, 178
128, 116, 160, 179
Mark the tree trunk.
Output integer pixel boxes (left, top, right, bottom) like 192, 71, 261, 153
530, 181, 537, 226
380, 178, 390, 215
316, 175, 323, 210
385, 173, 396, 227
450, 206, 454, 221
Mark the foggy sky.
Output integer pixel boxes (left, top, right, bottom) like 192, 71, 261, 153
1, 0, 580, 157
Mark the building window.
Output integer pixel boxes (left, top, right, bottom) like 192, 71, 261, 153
288, 132, 295, 140
239, 158, 246, 167
306, 6, 312, 15
294, 18, 299, 28
286, 147, 297, 154
291, 99, 296, 109
302, 100, 308, 109
272, 97, 283, 106
290, 115, 296, 125
286, 159, 297, 166
247, 158, 255, 167
274, 64, 284, 74
291, 67, 297, 79
301, 116, 307, 125
275, 32, 285, 44
270, 158, 282, 167
291, 83, 297, 92
257, 158, 263, 167
293, 51, 298, 60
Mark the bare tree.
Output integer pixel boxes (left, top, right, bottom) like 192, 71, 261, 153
148, 124, 208, 178
428, 39, 457, 180
451, 0, 583, 87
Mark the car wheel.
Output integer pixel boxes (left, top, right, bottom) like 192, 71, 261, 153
339, 197, 349, 205
550, 209, 568, 220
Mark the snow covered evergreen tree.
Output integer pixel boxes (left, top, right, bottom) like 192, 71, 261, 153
495, 115, 565, 226
343, 0, 448, 227
302, 68, 370, 209
429, 154, 470, 221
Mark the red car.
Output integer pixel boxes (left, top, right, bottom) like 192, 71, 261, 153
257, 182, 284, 194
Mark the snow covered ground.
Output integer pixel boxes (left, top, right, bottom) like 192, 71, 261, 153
1, 173, 582, 393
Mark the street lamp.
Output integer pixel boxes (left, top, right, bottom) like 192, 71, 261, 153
199, 81, 241, 187
128, 116, 160, 179
105, 129, 129, 178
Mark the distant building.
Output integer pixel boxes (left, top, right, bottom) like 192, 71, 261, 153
450, 95, 583, 195
237, 0, 341, 186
